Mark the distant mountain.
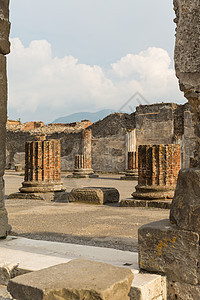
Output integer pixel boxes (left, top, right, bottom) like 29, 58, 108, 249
51, 109, 115, 124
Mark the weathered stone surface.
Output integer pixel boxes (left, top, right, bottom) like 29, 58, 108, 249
133, 185, 175, 200
0, 209, 8, 237
0, 263, 18, 285
129, 273, 167, 300
0, 55, 7, 177
7, 190, 68, 202
170, 168, 200, 233
0, 285, 12, 299
69, 187, 119, 205
120, 170, 138, 181
132, 144, 181, 201
173, 0, 200, 165
0, 18, 10, 55
138, 219, 199, 285
0, 0, 9, 20
0, 3, 8, 237
120, 198, 171, 209
0, 0, 10, 55
168, 281, 200, 300
70, 168, 98, 178
7, 259, 134, 300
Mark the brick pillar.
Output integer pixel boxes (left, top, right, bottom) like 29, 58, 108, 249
71, 129, 98, 178
128, 151, 138, 170
20, 138, 63, 193
0, 0, 10, 237
132, 144, 181, 200
82, 129, 92, 169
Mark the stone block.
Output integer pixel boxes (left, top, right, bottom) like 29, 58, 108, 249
0, 55, 7, 176
7, 259, 134, 300
170, 168, 200, 233
129, 273, 166, 300
69, 187, 119, 205
0, 208, 8, 238
167, 281, 200, 300
120, 198, 171, 209
0, 285, 12, 299
0, 18, 10, 55
0, 263, 18, 285
0, 0, 9, 20
138, 219, 199, 285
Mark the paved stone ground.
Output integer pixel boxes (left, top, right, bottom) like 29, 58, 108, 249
4, 171, 169, 252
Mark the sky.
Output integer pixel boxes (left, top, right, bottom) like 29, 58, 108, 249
8, 0, 186, 123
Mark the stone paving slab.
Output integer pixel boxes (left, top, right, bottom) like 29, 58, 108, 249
0, 236, 139, 274
8, 259, 134, 300
0, 237, 167, 299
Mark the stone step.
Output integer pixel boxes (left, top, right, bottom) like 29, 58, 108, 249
0, 236, 166, 299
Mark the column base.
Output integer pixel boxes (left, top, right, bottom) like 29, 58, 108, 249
19, 181, 64, 193
68, 169, 99, 178
7, 191, 67, 202
7, 181, 65, 202
0, 208, 8, 238
120, 170, 138, 181
132, 185, 175, 200
120, 198, 171, 209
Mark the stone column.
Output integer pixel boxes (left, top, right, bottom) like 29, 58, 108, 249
82, 129, 92, 169
20, 138, 63, 194
74, 154, 84, 170
121, 130, 138, 180
132, 144, 181, 200
7, 137, 64, 201
0, 0, 10, 237
70, 129, 98, 178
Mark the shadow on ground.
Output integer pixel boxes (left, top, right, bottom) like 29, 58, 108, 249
10, 231, 138, 252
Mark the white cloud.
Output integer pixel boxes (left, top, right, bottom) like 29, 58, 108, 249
8, 38, 185, 123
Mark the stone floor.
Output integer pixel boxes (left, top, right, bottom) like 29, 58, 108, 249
4, 171, 169, 251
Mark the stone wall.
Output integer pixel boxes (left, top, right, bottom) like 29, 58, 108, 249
6, 103, 195, 173
0, 0, 10, 237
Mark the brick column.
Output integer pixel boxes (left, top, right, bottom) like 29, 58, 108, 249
82, 129, 92, 169
20, 138, 63, 193
128, 151, 138, 170
132, 144, 181, 200
70, 129, 98, 178
0, 0, 10, 237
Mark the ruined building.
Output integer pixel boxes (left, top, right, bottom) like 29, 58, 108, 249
6, 102, 195, 173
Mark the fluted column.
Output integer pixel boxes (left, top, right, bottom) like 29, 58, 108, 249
71, 129, 98, 178
121, 130, 138, 180
20, 138, 63, 193
132, 144, 181, 200
74, 155, 84, 170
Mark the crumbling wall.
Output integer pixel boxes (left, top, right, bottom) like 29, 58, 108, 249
6, 104, 195, 172
90, 113, 135, 172
136, 103, 180, 145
